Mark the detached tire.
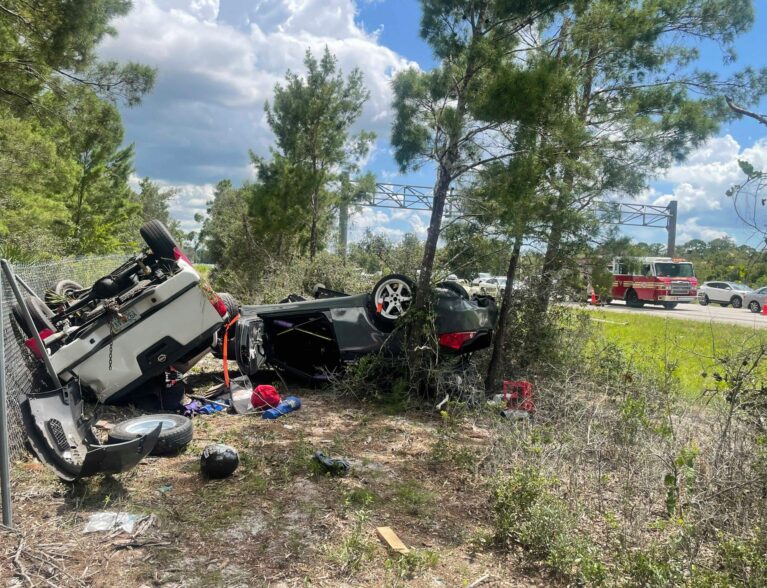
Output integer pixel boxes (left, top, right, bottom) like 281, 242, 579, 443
12, 296, 56, 338
108, 414, 193, 456
140, 219, 178, 260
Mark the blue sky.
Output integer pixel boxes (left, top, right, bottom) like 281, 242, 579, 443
97, 0, 767, 248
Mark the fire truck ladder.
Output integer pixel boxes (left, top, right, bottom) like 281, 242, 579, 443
343, 182, 678, 256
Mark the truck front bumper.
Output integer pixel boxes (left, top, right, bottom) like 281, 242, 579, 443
658, 295, 696, 302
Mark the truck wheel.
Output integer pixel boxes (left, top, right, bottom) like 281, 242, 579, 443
12, 296, 56, 338
625, 289, 644, 308
140, 219, 178, 260
699, 295, 709, 306
749, 300, 761, 313
108, 414, 193, 456
662, 302, 678, 310
731, 296, 743, 309
54, 279, 84, 298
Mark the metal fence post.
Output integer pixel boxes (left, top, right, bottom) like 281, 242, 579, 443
0, 268, 13, 528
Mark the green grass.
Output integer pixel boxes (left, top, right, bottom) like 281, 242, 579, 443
587, 310, 767, 397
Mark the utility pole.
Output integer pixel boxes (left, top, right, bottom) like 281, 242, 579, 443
666, 200, 677, 257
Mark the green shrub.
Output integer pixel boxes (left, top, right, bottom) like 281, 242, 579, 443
491, 468, 607, 586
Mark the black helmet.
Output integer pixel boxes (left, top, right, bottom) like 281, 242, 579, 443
200, 443, 239, 479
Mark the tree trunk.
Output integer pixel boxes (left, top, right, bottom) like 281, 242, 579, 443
338, 201, 349, 258
309, 189, 319, 260
414, 164, 452, 309
484, 233, 523, 393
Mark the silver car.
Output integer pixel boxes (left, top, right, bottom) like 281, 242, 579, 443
698, 281, 753, 308
744, 286, 767, 313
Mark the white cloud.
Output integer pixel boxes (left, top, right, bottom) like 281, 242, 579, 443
676, 217, 730, 243
638, 135, 767, 243
98, 0, 417, 230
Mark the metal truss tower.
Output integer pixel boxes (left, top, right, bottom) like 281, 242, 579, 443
354, 182, 679, 256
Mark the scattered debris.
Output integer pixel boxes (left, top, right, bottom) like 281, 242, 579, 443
262, 396, 301, 420
312, 451, 350, 476
83, 512, 153, 534
376, 526, 410, 555
200, 443, 239, 479
251, 384, 281, 410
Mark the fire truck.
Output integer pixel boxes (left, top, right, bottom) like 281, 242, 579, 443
605, 257, 698, 309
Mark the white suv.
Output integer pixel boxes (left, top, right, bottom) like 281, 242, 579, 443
698, 281, 753, 308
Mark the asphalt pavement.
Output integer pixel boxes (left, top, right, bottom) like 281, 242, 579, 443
580, 300, 767, 329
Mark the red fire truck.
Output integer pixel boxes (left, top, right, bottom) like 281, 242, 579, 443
605, 257, 698, 309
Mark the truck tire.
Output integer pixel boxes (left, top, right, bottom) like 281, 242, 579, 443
625, 289, 644, 308
12, 296, 56, 338
731, 296, 743, 309
108, 414, 193, 456
54, 279, 83, 298
212, 292, 240, 359
662, 302, 678, 310
140, 219, 178, 260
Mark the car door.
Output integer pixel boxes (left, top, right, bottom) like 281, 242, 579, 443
710, 282, 729, 303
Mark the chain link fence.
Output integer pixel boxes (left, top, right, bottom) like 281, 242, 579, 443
1, 255, 128, 458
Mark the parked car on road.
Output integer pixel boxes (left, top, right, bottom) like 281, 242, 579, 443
744, 286, 767, 313
218, 274, 498, 383
698, 281, 753, 308
476, 277, 507, 298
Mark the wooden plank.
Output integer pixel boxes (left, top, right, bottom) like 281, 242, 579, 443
376, 526, 410, 554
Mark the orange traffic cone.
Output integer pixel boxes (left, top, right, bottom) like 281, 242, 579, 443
762, 301, 767, 316
591, 291, 597, 306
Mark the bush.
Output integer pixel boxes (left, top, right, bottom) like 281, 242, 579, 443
491, 468, 607, 585
212, 251, 374, 304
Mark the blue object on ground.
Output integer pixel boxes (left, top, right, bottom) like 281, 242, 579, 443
262, 396, 301, 420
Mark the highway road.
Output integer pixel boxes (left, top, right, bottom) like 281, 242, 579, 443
581, 300, 767, 329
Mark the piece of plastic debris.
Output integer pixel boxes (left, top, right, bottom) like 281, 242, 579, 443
312, 451, 350, 477
262, 396, 301, 420
200, 443, 239, 479
184, 400, 228, 416
251, 384, 281, 410
158, 484, 172, 494
83, 512, 149, 534
376, 526, 410, 554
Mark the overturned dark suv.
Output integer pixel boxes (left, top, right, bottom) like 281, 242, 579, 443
216, 274, 498, 382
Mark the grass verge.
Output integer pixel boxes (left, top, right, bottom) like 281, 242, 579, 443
587, 309, 767, 397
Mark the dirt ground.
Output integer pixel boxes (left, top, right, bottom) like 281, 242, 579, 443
0, 359, 554, 588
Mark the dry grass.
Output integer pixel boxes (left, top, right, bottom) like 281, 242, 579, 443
0, 359, 553, 588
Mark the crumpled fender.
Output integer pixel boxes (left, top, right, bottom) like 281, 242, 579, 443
20, 380, 159, 481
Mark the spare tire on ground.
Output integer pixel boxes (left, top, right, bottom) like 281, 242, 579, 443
108, 414, 193, 456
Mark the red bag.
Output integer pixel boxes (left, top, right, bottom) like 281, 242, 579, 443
251, 384, 281, 410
